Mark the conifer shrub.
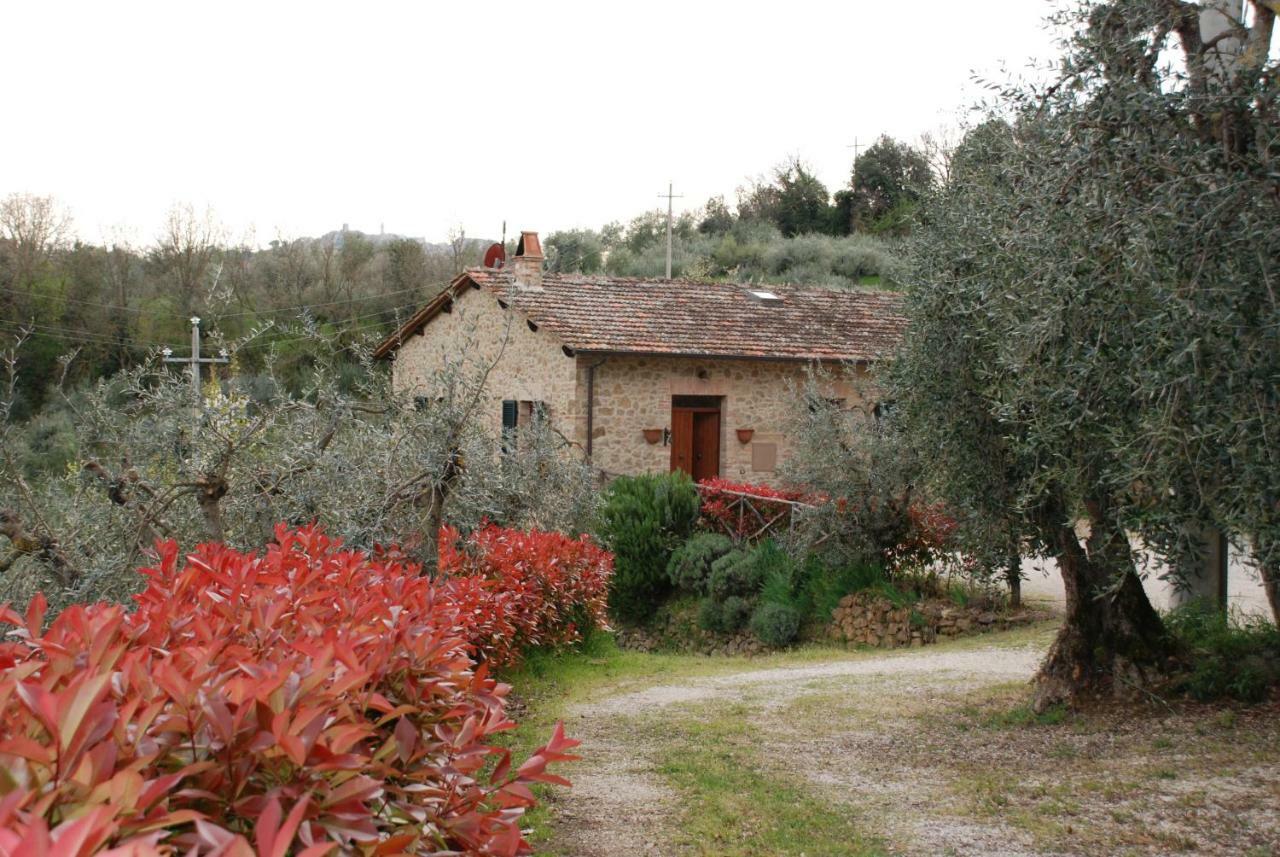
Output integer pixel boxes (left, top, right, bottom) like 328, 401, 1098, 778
0, 524, 592, 855
697, 594, 753, 634
720, 595, 753, 632
707, 549, 756, 600
597, 472, 699, 621
697, 596, 724, 632
750, 601, 802, 647
667, 531, 735, 593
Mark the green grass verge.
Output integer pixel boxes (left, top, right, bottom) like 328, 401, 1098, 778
500, 630, 906, 848
645, 703, 888, 856
498, 619, 1062, 851
497, 631, 865, 846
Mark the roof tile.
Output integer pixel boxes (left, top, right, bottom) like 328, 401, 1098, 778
376, 269, 906, 362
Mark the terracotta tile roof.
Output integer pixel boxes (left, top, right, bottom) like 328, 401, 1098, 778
374, 269, 906, 362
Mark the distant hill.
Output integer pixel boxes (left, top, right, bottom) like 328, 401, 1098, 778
317, 228, 497, 255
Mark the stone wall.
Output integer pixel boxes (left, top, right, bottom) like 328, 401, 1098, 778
391, 285, 580, 443
614, 625, 765, 657
575, 354, 868, 488
391, 288, 878, 488
827, 592, 1044, 649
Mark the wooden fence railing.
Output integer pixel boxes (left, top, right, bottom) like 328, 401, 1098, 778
694, 484, 819, 542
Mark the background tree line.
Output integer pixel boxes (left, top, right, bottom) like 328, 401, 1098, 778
542, 135, 935, 283
0, 198, 488, 418
1, 136, 932, 418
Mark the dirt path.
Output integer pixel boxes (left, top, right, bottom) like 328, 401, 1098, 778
543, 635, 1280, 857
547, 642, 1045, 856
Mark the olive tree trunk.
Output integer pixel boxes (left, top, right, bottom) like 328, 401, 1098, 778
1006, 548, 1022, 609
1033, 503, 1169, 712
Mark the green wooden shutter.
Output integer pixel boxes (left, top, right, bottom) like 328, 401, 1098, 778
501, 400, 518, 453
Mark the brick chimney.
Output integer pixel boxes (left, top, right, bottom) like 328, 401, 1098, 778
512, 231, 544, 290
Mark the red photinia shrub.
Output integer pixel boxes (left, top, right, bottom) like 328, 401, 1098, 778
437, 524, 613, 667
0, 525, 581, 856
884, 502, 959, 571
696, 478, 810, 540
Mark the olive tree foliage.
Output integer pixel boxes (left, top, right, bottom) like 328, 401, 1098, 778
778, 368, 977, 581
0, 317, 599, 612
893, 0, 1278, 709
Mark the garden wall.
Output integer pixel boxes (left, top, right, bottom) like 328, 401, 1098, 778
827, 592, 1043, 649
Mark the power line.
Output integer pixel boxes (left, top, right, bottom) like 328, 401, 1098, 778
207, 283, 442, 319
0, 281, 444, 323
0, 284, 148, 314
0, 319, 164, 349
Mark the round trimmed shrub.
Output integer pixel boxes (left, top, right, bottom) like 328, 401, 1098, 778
699, 595, 754, 634
697, 597, 725, 633
721, 596, 753, 632
707, 549, 760, 600
667, 532, 735, 593
750, 602, 801, 647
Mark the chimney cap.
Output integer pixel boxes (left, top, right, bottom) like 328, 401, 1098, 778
515, 231, 542, 259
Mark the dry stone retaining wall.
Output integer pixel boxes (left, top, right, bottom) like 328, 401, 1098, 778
828, 591, 1041, 649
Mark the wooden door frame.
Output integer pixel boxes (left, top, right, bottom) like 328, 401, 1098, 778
670, 395, 723, 479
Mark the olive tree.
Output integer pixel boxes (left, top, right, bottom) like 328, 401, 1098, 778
894, 0, 1278, 709
0, 318, 599, 612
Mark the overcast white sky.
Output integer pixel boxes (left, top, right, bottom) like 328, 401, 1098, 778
1, 1, 1065, 247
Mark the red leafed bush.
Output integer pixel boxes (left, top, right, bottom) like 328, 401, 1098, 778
0, 525, 583, 856
438, 524, 612, 667
884, 502, 959, 571
696, 478, 810, 540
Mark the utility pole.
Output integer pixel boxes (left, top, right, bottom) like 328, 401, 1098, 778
657, 181, 683, 279
847, 137, 863, 180
163, 316, 228, 398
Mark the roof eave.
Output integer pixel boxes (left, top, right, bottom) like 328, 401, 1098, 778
566, 348, 883, 364
372, 271, 477, 360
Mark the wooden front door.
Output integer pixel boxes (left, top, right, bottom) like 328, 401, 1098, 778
670, 396, 721, 482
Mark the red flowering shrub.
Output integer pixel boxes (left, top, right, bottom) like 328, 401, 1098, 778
0, 525, 584, 856
883, 502, 959, 571
438, 525, 612, 667
696, 478, 810, 540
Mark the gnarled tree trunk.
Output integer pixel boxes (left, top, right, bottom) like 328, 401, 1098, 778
1260, 562, 1280, 627
1033, 502, 1170, 712
1006, 548, 1022, 609
1252, 532, 1280, 626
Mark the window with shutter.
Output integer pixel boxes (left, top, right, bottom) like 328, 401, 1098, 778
501, 400, 518, 453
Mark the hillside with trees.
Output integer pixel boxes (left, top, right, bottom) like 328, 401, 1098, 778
1, 137, 931, 415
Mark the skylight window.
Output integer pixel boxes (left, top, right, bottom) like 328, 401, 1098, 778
747, 289, 783, 306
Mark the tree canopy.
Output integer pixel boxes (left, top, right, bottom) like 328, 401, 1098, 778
893, 0, 1279, 708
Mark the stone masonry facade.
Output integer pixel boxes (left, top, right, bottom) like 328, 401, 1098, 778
390, 284, 580, 442
391, 283, 870, 487
574, 354, 867, 485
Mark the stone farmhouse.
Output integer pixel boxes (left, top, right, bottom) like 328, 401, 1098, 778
374, 231, 906, 486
